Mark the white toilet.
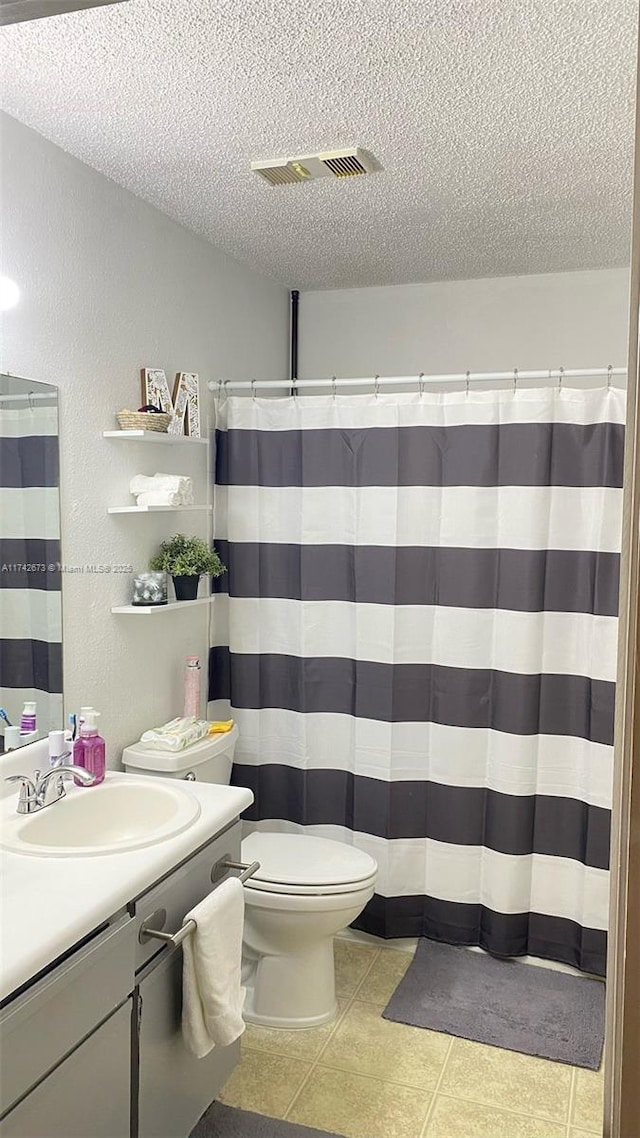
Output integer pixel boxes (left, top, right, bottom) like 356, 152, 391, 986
122, 727, 378, 1029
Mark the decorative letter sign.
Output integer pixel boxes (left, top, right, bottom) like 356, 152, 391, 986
141, 368, 201, 437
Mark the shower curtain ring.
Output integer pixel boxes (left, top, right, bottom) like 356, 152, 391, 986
332, 376, 337, 399
607, 364, 613, 389
558, 367, 564, 391
418, 372, 425, 397
374, 374, 380, 398
465, 370, 471, 396
513, 368, 518, 394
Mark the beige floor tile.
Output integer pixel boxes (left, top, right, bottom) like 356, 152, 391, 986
356, 946, 414, 1004
218, 1046, 311, 1119
243, 999, 348, 1061
320, 999, 450, 1089
287, 1065, 432, 1138
334, 939, 379, 998
571, 1068, 604, 1132
439, 1038, 572, 1123
424, 1094, 567, 1138
569, 1130, 603, 1138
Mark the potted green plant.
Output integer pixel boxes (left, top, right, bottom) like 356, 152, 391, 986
149, 534, 226, 602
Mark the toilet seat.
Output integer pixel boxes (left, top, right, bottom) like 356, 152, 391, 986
242, 832, 378, 896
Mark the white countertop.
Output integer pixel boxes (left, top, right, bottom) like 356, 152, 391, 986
0, 773, 253, 1002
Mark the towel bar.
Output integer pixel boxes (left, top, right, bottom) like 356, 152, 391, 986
139, 859, 261, 946
215, 859, 261, 885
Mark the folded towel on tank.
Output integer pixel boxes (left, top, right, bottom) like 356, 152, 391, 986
141, 716, 209, 750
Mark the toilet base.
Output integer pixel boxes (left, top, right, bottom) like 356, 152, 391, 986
242, 936, 338, 1029
243, 989, 338, 1030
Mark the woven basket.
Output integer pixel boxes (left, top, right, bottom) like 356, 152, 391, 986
116, 409, 172, 433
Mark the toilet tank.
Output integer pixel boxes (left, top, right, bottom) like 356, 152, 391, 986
122, 725, 238, 784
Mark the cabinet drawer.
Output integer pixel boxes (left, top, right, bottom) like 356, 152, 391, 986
0, 913, 135, 1118
0, 1001, 131, 1138
132, 822, 241, 970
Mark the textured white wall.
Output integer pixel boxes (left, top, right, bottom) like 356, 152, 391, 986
0, 113, 288, 764
299, 269, 630, 380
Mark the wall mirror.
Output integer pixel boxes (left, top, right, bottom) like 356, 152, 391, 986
0, 373, 62, 749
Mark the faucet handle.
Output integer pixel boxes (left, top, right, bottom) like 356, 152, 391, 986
4, 774, 37, 814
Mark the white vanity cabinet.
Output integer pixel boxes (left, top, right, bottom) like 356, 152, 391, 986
132, 820, 242, 1138
0, 911, 136, 1138
0, 819, 243, 1138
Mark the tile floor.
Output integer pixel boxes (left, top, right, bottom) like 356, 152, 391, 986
219, 939, 604, 1138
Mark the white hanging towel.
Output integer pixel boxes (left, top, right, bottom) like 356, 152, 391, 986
181, 877, 246, 1058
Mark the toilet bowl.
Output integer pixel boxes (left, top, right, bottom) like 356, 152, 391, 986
122, 731, 378, 1029
240, 832, 378, 1029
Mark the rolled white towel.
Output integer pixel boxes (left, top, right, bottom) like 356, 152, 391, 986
129, 473, 193, 496
136, 490, 183, 507
154, 472, 193, 491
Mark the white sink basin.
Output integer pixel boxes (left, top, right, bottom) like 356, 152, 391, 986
0, 777, 201, 856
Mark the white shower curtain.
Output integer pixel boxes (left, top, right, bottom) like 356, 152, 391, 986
209, 386, 624, 974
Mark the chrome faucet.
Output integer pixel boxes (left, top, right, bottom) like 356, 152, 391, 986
5, 765, 96, 814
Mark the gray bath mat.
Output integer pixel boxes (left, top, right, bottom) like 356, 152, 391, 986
192, 1102, 341, 1138
383, 938, 605, 1069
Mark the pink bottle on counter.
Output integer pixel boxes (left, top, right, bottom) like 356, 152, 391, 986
75, 709, 105, 786
183, 655, 201, 718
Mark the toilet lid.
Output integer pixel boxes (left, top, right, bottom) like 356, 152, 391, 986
242, 833, 377, 893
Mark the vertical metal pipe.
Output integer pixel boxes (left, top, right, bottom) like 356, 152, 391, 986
290, 289, 299, 391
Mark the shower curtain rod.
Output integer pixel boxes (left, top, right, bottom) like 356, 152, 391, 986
0, 392, 57, 403
208, 366, 627, 394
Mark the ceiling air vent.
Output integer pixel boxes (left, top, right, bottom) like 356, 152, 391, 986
319, 150, 370, 178
252, 159, 311, 187
251, 148, 377, 187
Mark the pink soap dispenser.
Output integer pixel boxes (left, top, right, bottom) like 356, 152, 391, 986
76, 709, 105, 786
72, 706, 93, 777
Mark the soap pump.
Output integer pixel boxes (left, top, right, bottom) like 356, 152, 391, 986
75, 710, 105, 786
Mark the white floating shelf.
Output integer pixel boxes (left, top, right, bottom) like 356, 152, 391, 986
107, 504, 212, 514
111, 597, 213, 615
103, 430, 207, 445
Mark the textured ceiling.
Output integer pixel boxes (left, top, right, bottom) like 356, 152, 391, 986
0, 0, 636, 289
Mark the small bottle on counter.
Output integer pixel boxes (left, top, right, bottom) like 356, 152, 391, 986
20, 701, 37, 733
48, 729, 69, 768
74, 710, 105, 786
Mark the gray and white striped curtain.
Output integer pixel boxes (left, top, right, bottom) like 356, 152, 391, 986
209, 387, 624, 976
0, 399, 62, 739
